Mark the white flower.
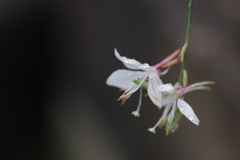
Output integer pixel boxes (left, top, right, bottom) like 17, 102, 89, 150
106, 49, 163, 116
148, 83, 200, 135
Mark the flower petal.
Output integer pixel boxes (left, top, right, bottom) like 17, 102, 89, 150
162, 94, 177, 107
168, 101, 177, 123
148, 70, 158, 78
177, 99, 200, 125
158, 83, 175, 94
138, 63, 154, 70
161, 67, 170, 75
137, 63, 157, 78
114, 48, 143, 69
106, 69, 145, 89
147, 76, 163, 108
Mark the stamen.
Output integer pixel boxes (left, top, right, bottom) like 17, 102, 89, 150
118, 92, 133, 105
148, 106, 171, 134
166, 125, 170, 136
124, 73, 148, 97
165, 101, 177, 135
152, 96, 161, 110
117, 90, 127, 101
138, 77, 149, 81
153, 96, 159, 101
148, 100, 174, 134
118, 83, 136, 101
118, 88, 126, 92
156, 104, 161, 110
121, 98, 127, 105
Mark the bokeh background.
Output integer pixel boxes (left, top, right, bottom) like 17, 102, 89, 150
2, 0, 240, 159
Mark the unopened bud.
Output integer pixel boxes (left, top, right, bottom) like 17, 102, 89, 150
180, 43, 188, 63
183, 69, 188, 87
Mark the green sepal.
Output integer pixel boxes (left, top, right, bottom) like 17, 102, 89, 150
132, 80, 148, 88
168, 111, 182, 134
160, 109, 182, 134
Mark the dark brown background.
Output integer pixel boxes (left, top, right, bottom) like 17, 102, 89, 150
1, 0, 240, 159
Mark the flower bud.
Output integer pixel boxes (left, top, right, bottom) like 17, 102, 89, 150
183, 69, 188, 87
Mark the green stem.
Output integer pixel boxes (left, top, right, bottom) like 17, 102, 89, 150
178, 0, 193, 85
185, 0, 193, 43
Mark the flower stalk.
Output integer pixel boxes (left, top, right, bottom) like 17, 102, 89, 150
178, 0, 193, 85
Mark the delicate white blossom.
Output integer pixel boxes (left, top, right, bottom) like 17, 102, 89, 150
106, 49, 164, 116
148, 81, 213, 135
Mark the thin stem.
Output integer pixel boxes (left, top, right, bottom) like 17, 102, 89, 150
178, 0, 193, 85
185, 0, 193, 43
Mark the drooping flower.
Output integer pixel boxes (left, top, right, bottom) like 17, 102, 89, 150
106, 48, 180, 117
148, 81, 214, 135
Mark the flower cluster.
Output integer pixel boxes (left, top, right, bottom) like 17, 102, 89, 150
106, 48, 214, 135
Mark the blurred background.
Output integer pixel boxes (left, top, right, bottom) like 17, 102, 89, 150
1, 0, 240, 159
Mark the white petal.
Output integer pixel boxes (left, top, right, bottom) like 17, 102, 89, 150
162, 94, 177, 106
137, 64, 158, 78
114, 48, 142, 69
148, 70, 158, 78
160, 84, 177, 107
158, 83, 175, 94
168, 101, 177, 123
147, 76, 163, 108
161, 67, 170, 75
106, 69, 145, 89
161, 103, 172, 119
138, 63, 154, 70
177, 99, 200, 125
